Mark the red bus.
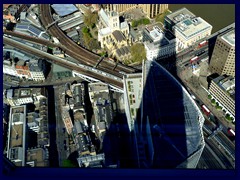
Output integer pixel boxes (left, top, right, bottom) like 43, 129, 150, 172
201, 104, 211, 116
190, 56, 199, 63
227, 128, 235, 136
198, 40, 208, 48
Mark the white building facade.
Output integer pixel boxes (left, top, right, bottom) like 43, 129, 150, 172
3, 60, 18, 77
142, 26, 176, 61
173, 17, 212, 49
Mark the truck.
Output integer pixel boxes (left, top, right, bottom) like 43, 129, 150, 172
201, 104, 211, 117
227, 128, 235, 136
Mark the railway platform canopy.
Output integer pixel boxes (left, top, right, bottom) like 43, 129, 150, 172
51, 4, 78, 17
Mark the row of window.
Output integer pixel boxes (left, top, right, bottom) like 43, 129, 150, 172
209, 83, 235, 115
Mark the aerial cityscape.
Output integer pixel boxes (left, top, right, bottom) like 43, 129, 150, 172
3, 4, 235, 172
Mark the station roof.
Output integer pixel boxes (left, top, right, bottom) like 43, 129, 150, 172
51, 4, 78, 17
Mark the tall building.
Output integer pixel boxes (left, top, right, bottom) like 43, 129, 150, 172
209, 29, 235, 77
106, 4, 168, 18
139, 4, 168, 18
123, 60, 205, 168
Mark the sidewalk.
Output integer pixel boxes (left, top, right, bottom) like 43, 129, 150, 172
178, 66, 235, 131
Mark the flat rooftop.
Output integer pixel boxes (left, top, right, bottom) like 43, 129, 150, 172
174, 17, 212, 39
166, 7, 195, 24
221, 29, 235, 47
27, 148, 48, 166
10, 124, 23, 147
124, 73, 142, 120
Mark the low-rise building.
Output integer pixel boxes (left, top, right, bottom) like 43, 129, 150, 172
209, 75, 235, 118
26, 147, 49, 167
5, 88, 45, 107
6, 104, 50, 167
15, 60, 31, 80
164, 7, 196, 31
3, 9, 16, 23
173, 17, 212, 49
88, 82, 113, 142
3, 60, 18, 77
165, 7, 212, 51
113, 46, 131, 62
142, 25, 176, 60
6, 105, 26, 167
98, 9, 130, 49
14, 22, 50, 40
29, 61, 45, 81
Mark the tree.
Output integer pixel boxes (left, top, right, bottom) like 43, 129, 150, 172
82, 26, 89, 34
84, 10, 98, 29
131, 20, 138, 27
130, 43, 146, 64
225, 113, 231, 121
155, 9, 171, 23
211, 99, 216, 104
62, 159, 78, 167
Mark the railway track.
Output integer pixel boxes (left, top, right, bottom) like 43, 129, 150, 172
4, 30, 123, 79
39, 4, 125, 78
39, 4, 137, 74
4, 36, 123, 89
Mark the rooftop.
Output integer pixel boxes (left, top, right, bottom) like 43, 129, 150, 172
15, 23, 49, 40
27, 148, 49, 167
116, 46, 130, 57
7, 105, 26, 166
112, 30, 125, 42
10, 124, 23, 147
124, 73, 142, 120
213, 75, 235, 100
221, 29, 235, 47
145, 25, 164, 42
51, 4, 78, 17
174, 17, 212, 39
99, 8, 110, 27
99, 27, 112, 36
166, 7, 196, 24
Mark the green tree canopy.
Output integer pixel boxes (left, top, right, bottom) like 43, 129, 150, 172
155, 9, 171, 23
130, 43, 146, 64
84, 10, 98, 29
131, 18, 150, 28
62, 159, 78, 168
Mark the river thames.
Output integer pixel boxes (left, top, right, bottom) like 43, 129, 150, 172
169, 4, 235, 33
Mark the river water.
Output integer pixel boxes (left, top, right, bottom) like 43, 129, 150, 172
169, 4, 235, 33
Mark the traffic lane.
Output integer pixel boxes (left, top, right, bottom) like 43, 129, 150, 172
176, 47, 208, 67
54, 85, 69, 166
202, 140, 226, 169
178, 66, 235, 136
206, 136, 234, 169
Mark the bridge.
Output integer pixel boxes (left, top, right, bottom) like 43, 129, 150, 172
45, 18, 60, 30
3, 36, 124, 92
